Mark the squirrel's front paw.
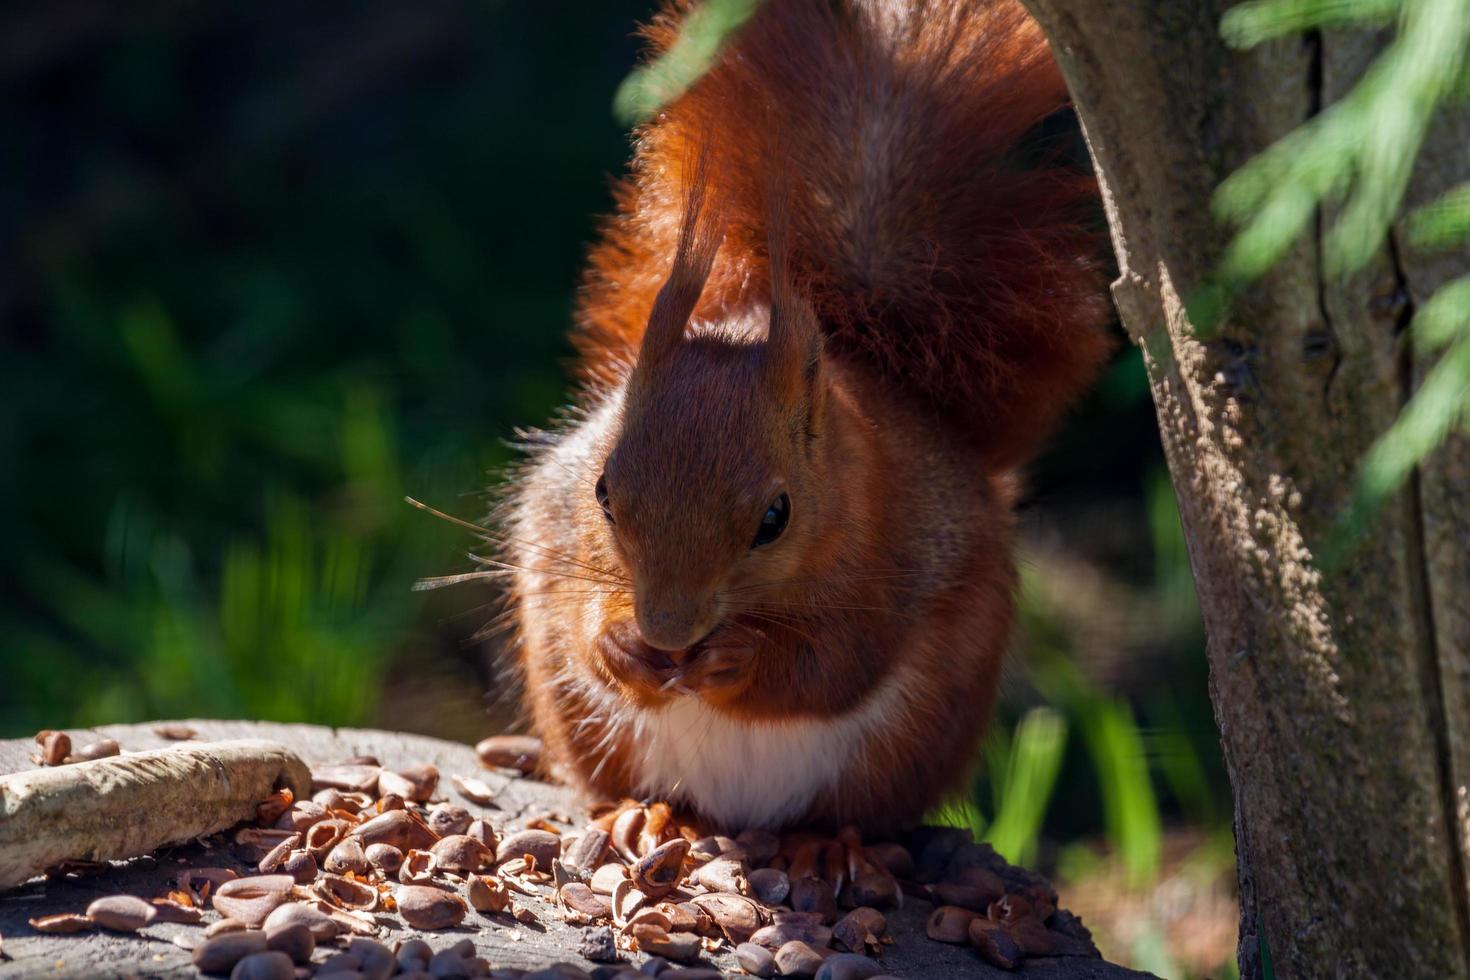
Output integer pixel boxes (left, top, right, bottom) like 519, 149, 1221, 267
595, 620, 677, 704
594, 620, 754, 704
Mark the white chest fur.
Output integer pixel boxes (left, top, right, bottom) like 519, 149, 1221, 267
594, 664, 917, 829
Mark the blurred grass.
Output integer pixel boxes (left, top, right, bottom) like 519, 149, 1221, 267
0, 0, 655, 734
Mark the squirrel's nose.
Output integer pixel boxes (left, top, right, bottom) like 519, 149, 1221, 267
635, 590, 716, 652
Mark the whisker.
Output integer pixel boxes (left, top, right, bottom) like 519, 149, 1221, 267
467, 553, 627, 589
407, 495, 629, 583
414, 571, 502, 591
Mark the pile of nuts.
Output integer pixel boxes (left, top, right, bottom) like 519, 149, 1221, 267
21, 733, 1100, 979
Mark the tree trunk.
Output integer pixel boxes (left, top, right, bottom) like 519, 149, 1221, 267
1018, 3, 1470, 977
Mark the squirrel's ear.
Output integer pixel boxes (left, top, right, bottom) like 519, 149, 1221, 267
764, 172, 821, 400
632, 140, 724, 385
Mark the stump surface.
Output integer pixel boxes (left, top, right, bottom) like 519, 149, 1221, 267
0, 720, 1157, 979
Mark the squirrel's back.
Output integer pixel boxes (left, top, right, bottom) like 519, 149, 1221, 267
575, 0, 1111, 467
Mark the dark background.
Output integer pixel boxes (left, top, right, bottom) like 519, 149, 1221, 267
0, 3, 1232, 973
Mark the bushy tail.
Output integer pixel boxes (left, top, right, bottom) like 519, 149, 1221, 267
576, 0, 1113, 468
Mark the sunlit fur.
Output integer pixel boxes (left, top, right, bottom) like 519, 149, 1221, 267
500, 0, 1111, 832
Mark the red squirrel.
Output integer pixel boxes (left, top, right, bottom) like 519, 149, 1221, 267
498, 0, 1111, 833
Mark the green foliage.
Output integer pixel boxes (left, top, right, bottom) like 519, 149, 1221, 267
613, 0, 762, 125
1216, 0, 1470, 544
983, 707, 1069, 867
0, 2, 647, 736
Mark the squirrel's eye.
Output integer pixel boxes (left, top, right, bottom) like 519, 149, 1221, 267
595, 474, 614, 524
752, 492, 790, 548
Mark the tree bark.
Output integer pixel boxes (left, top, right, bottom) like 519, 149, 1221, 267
1018, 3, 1470, 977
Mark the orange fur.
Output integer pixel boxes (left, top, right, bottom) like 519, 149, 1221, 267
576, 0, 1111, 467
502, 0, 1111, 832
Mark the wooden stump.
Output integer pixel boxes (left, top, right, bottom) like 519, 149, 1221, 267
0, 721, 1157, 979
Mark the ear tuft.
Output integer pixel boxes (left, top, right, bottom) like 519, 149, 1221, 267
765, 153, 822, 396
631, 134, 726, 385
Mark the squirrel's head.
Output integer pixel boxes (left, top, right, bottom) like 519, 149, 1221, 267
591, 171, 840, 697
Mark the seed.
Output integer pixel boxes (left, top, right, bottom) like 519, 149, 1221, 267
397, 938, 433, 972
264, 922, 314, 964
314, 873, 378, 912
263, 901, 342, 941
633, 838, 689, 899
28, 913, 93, 933
559, 882, 612, 921
41, 731, 71, 766
688, 892, 763, 944
379, 763, 439, 803
428, 946, 474, 978
257, 833, 302, 875
814, 953, 884, 980
312, 788, 349, 811
205, 918, 248, 937
688, 855, 747, 895
451, 774, 499, 806
193, 930, 270, 973
590, 863, 628, 895
925, 905, 977, 944
563, 828, 611, 873
325, 837, 371, 876
626, 906, 673, 934
611, 878, 647, 925
968, 918, 1024, 969
350, 809, 437, 852
1005, 915, 1053, 956
396, 884, 467, 930
428, 803, 473, 838
228, 950, 294, 980
365, 842, 404, 876
631, 923, 700, 963
377, 792, 406, 812
789, 877, 838, 925
86, 894, 157, 932
609, 806, 645, 863
274, 800, 328, 832
465, 818, 498, 850
212, 875, 294, 927
150, 898, 203, 924
737, 941, 778, 978
432, 834, 495, 874
400, 848, 439, 885
749, 921, 833, 950
749, 867, 790, 906
475, 734, 542, 774
465, 874, 510, 913
71, 738, 121, 762
832, 908, 886, 956
345, 937, 396, 978
496, 829, 562, 871
279, 850, 317, 884
774, 940, 830, 978
314, 951, 359, 976
153, 723, 197, 740
304, 817, 351, 859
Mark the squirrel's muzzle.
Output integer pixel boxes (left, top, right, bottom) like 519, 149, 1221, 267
634, 587, 720, 653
